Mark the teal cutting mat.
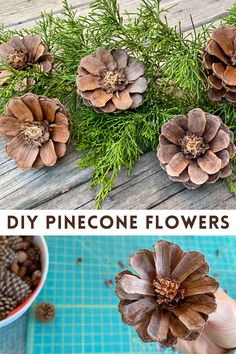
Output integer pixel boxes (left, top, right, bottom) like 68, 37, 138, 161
26, 236, 236, 354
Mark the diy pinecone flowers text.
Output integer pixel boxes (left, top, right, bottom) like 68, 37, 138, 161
157, 108, 236, 188
116, 240, 219, 347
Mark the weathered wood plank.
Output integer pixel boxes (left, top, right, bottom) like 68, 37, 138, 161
36, 151, 236, 210
0, 0, 236, 210
0, 139, 94, 209
0, 0, 89, 28
0, 0, 234, 31
1, 139, 235, 209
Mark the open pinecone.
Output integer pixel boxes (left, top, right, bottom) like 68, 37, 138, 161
76, 48, 147, 113
157, 108, 236, 189
0, 35, 53, 86
203, 26, 236, 103
116, 240, 219, 347
0, 93, 71, 169
36, 302, 56, 322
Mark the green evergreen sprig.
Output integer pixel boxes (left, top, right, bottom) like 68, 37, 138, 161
0, 0, 236, 206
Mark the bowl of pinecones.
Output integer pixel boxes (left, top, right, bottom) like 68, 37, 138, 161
0, 235, 49, 327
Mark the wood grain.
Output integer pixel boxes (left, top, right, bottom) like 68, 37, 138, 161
0, 0, 234, 30
0, 0, 235, 209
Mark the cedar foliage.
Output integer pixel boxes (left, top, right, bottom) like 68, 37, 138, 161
0, 0, 236, 207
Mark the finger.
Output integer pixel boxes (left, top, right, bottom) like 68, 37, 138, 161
174, 332, 226, 354
204, 290, 236, 349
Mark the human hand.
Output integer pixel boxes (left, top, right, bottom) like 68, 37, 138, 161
174, 290, 236, 354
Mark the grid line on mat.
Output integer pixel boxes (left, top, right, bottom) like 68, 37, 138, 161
25, 236, 236, 354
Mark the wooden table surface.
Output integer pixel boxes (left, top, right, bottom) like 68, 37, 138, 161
0, 0, 236, 210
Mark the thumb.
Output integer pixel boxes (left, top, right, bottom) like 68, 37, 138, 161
204, 290, 236, 349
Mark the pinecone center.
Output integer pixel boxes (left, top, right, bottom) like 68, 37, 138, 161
153, 277, 185, 307
100, 69, 126, 93
8, 48, 30, 70
181, 132, 209, 159
18, 121, 50, 147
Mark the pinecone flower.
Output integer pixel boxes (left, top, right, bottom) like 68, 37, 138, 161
76, 48, 147, 113
116, 240, 219, 347
157, 108, 236, 189
0, 35, 53, 86
203, 26, 236, 103
0, 93, 71, 169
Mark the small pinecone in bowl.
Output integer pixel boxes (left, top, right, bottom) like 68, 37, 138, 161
76, 48, 148, 113
115, 240, 219, 347
0, 236, 42, 321
0, 35, 53, 86
157, 108, 236, 189
203, 25, 236, 103
0, 93, 71, 169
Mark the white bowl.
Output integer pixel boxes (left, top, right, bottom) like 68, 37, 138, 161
0, 235, 49, 328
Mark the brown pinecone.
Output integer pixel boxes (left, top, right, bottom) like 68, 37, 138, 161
116, 240, 219, 347
0, 35, 53, 86
0, 293, 17, 320
0, 268, 32, 305
76, 48, 147, 113
157, 108, 236, 189
36, 302, 56, 322
0, 93, 71, 169
203, 26, 236, 103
